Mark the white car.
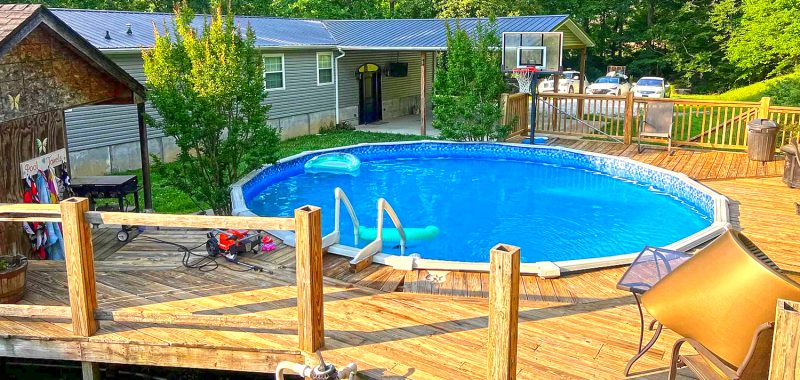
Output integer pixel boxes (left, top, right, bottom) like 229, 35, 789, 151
585, 75, 632, 96
537, 71, 586, 94
633, 77, 669, 98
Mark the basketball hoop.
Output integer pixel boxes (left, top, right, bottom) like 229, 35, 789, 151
512, 67, 539, 94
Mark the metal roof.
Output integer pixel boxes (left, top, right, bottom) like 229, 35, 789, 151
50, 9, 583, 51
50, 9, 338, 50
324, 15, 569, 49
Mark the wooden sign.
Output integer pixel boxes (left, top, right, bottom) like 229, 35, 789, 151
19, 148, 67, 178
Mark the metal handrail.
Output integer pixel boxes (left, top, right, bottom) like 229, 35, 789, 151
349, 198, 408, 266
376, 198, 407, 256
323, 187, 359, 248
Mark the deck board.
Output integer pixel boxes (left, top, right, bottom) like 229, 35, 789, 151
509, 137, 785, 181
1, 141, 796, 379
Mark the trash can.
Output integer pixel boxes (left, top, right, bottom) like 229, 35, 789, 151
747, 119, 778, 162
781, 143, 800, 188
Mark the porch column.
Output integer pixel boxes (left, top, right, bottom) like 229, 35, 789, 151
579, 47, 587, 94
135, 94, 153, 211
420, 51, 427, 136
578, 47, 587, 118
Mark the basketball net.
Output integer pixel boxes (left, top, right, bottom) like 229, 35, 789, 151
512, 67, 538, 94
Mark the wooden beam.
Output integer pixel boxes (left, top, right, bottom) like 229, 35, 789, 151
770, 299, 800, 379
487, 244, 521, 380
136, 101, 153, 210
84, 212, 295, 231
294, 205, 324, 353
0, 338, 303, 374
93, 309, 296, 331
0, 304, 71, 319
60, 197, 98, 337
759, 97, 771, 119
623, 91, 635, 145
82, 362, 100, 380
420, 51, 427, 136
578, 47, 587, 118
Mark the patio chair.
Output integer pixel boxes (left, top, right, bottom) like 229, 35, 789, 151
638, 102, 674, 154
641, 230, 800, 380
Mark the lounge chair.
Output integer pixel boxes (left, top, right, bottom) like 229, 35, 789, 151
641, 230, 800, 380
638, 102, 674, 154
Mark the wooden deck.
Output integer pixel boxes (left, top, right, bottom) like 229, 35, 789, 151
508, 136, 786, 181
5, 235, 690, 379
1, 141, 797, 379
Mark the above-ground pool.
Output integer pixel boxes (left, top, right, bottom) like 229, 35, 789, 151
232, 142, 729, 275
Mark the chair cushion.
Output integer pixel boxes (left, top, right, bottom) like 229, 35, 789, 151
642, 230, 800, 367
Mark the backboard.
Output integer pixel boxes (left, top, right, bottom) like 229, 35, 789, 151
502, 32, 562, 73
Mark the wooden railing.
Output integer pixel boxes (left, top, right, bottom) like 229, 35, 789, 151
0, 198, 324, 353
1, 200, 526, 378
501, 92, 529, 136
535, 93, 629, 141
501, 93, 800, 150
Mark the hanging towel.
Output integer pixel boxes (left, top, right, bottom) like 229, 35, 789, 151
36, 173, 65, 260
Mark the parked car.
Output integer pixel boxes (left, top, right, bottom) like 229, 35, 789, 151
586, 75, 632, 96
537, 71, 586, 94
633, 77, 669, 98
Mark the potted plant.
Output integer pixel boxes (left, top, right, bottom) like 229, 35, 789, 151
0, 255, 28, 304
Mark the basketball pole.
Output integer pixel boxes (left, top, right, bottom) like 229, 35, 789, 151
529, 73, 540, 144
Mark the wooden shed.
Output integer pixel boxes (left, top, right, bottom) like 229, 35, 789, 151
0, 4, 148, 257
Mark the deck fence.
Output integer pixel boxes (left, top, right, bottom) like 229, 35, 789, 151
0, 200, 523, 377
501, 92, 529, 137
0, 199, 324, 354
503, 93, 800, 150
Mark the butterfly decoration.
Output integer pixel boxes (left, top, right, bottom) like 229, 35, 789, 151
7, 93, 20, 111
36, 138, 48, 154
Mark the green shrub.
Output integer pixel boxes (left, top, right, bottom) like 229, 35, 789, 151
764, 76, 800, 106
142, 2, 279, 215
432, 20, 510, 141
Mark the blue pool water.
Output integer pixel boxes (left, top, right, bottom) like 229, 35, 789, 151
246, 151, 712, 263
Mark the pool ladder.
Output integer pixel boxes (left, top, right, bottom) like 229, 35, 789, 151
323, 187, 407, 268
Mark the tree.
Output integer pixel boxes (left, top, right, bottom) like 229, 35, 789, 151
432, 20, 509, 141
142, 2, 279, 215
720, 0, 800, 79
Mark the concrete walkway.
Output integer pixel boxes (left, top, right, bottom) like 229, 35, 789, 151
356, 113, 439, 137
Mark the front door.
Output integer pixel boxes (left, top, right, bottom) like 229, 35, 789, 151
358, 63, 382, 124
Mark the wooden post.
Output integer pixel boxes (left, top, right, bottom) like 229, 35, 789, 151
420, 51, 427, 136
770, 299, 800, 379
135, 95, 153, 211
60, 197, 98, 337
759, 96, 771, 119
81, 362, 100, 380
623, 91, 635, 145
487, 244, 521, 380
294, 205, 324, 353
578, 47, 587, 118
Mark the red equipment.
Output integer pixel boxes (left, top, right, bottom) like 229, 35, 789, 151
206, 229, 266, 272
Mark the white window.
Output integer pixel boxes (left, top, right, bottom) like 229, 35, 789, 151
263, 54, 285, 90
317, 52, 333, 85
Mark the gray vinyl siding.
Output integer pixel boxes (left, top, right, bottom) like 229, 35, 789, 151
265, 49, 337, 119
64, 53, 163, 151
338, 51, 434, 109
65, 49, 338, 152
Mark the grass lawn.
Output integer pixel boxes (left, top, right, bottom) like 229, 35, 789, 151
674, 72, 800, 102
123, 130, 430, 214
